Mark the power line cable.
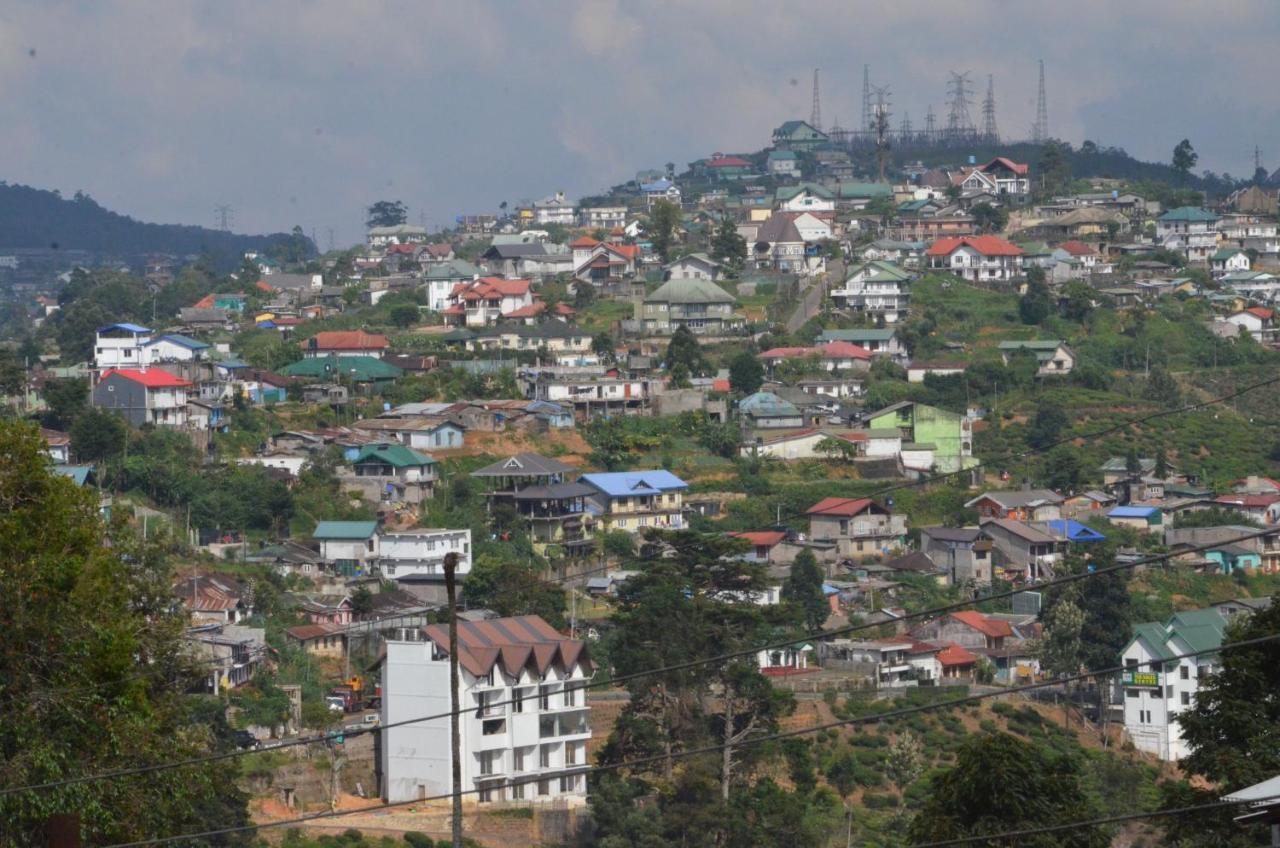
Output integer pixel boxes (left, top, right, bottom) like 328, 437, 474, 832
98, 635, 1280, 847
7, 375, 1277, 796
6, 522, 1276, 798
909, 793, 1280, 847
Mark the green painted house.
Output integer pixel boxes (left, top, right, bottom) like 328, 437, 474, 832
771, 120, 828, 151
864, 401, 976, 473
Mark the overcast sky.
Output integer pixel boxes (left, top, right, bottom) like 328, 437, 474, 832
2, 1, 1277, 246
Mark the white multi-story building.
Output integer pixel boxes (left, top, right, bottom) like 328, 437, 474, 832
532, 192, 578, 226
1156, 207, 1221, 263
579, 206, 627, 230
94, 323, 153, 370
1120, 608, 1225, 761
925, 236, 1024, 283
829, 260, 914, 323
381, 615, 591, 805
376, 528, 472, 580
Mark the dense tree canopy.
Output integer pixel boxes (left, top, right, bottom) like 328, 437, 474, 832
907, 732, 1108, 848
0, 421, 249, 844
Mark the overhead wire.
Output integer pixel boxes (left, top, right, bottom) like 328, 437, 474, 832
5, 516, 1277, 797
6, 370, 1276, 798
97, 634, 1280, 847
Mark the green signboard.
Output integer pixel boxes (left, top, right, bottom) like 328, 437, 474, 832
1122, 670, 1159, 687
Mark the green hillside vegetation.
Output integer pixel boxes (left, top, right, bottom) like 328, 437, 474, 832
0, 182, 311, 265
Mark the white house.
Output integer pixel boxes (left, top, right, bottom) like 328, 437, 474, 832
578, 206, 627, 230
1210, 248, 1251, 278
1120, 608, 1225, 761
767, 149, 799, 177
443, 277, 537, 327
1223, 307, 1276, 344
640, 179, 681, 210
144, 333, 210, 363
829, 260, 914, 323
376, 528, 472, 581
1157, 207, 1221, 263
532, 192, 577, 226
368, 225, 429, 248
926, 236, 1024, 283
777, 185, 836, 213
665, 253, 725, 282
94, 323, 152, 370
381, 615, 591, 804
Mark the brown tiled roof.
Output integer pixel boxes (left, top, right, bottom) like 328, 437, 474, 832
420, 614, 588, 677
286, 622, 345, 641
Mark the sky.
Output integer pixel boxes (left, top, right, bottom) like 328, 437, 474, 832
2, 1, 1278, 247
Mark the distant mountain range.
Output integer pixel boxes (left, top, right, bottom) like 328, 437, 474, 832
0, 182, 305, 261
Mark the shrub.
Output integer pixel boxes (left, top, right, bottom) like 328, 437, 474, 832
862, 793, 901, 809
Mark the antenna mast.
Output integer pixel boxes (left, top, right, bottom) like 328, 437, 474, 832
214, 204, 233, 232
861, 64, 873, 133
810, 68, 822, 132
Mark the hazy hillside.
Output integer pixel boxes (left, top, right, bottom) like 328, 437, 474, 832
0, 182, 308, 260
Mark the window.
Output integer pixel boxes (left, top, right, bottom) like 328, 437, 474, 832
479, 750, 499, 776
478, 785, 494, 803
1125, 658, 1139, 668
514, 748, 526, 772
482, 719, 505, 736
1180, 692, 1190, 706
512, 687, 526, 714
537, 780, 550, 797
564, 685, 577, 707
511, 782, 525, 800
1180, 665, 1189, 680
1125, 689, 1138, 698
539, 745, 552, 769
565, 743, 578, 765
560, 775, 576, 793
540, 686, 552, 710
1165, 685, 1174, 700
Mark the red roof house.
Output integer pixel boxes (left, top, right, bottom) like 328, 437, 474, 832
304, 330, 390, 358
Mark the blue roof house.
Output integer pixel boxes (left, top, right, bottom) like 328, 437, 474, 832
580, 470, 689, 534
1043, 519, 1107, 543
1107, 505, 1163, 533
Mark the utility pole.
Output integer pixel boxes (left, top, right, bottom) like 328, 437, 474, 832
443, 551, 463, 848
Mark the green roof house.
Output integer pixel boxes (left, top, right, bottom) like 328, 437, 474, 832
738, 391, 804, 430
313, 519, 379, 574
1120, 608, 1227, 760
641, 277, 741, 336
772, 120, 828, 151
281, 355, 402, 383
997, 340, 1074, 376
346, 443, 439, 504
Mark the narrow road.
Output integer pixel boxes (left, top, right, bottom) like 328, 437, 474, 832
785, 258, 844, 334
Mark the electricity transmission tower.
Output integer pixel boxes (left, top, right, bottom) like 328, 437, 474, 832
981, 74, 999, 142
1032, 60, 1049, 143
899, 111, 912, 141
810, 68, 822, 132
924, 105, 937, 139
872, 85, 892, 182
214, 204, 233, 232
945, 72, 975, 140
861, 64, 873, 133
